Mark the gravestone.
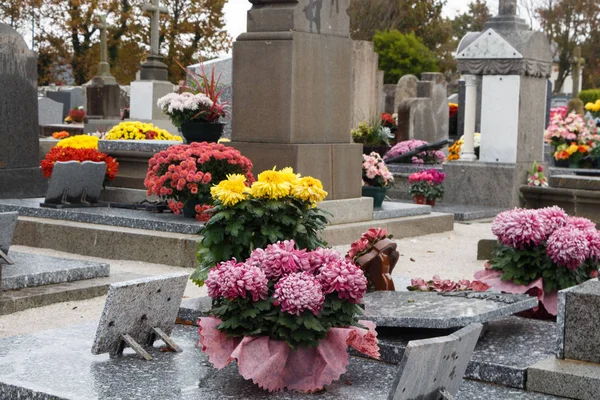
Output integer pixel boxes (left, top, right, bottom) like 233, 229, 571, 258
92, 273, 188, 360
383, 84, 397, 114
422, 73, 449, 143
389, 323, 483, 400
47, 87, 84, 119
351, 40, 381, 128
42, 161, 107, 207
0, 23, 46, 199
38, 97, 64, 125
394, 75, 418, 113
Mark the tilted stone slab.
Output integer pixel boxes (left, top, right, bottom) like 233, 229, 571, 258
92, 273, 188, 357
0, 211, 17, 254
44, 161, 106, 205
362, 291, 538, 329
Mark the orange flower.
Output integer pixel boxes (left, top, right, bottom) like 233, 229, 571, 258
52, 131, 70, 139
578, 145, 589, 153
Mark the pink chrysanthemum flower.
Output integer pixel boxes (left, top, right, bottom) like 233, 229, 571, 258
491, 208, 546, 249
536, 206, 567, 236
246, 247, 266, 267
206, 260, 268, 301
586, 230, 600, 261
256, 240, 311, 280
274, 272, 325, 316
547, 226, 590, 270
317, 260, 367, 303
309, 248, 343, 274
566, 217, 597, 232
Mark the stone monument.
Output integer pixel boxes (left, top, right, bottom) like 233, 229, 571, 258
129, 0, 177, 132
351, 40, 383, 128
229, 0, 362, 200
444, 0, 553, 208
0, 23, 46, 199
570, 46, 584, 99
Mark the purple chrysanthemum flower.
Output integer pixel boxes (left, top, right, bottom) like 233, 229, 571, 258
547, 226, 590, 270
274, 272, 324, 316
317, 260, 367, 304
252, 240, 311, 280
566, 217, 597, 232
308, 248, 343, 274
206, 259, 268, 302
586, 230, 600, 261
536, 206, 568, 236
491, 208, 546, 249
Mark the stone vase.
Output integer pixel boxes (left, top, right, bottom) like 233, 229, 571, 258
361, 186, 387, 208
355, 238, 399, 291
181, 121, 224, 144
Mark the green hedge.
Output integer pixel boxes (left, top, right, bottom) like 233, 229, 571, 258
579, 89, 600, 105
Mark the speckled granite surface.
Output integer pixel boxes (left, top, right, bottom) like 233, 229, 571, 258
0, 322, 569, 400
98, 140, 181, 154
0, 198, 201, 234
362, 291, 539, 329
2, 251, 109, 290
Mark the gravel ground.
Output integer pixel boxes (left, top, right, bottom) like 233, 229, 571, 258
0, 221, 494, 338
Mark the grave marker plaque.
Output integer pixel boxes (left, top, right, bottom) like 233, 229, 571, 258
42, 161, 106, 208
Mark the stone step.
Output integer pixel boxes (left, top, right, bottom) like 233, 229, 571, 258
550, 175, 600, 191
527, 357, 600, 400
2, 251, 109, 290
11, 212, 454, 268
0, 272, 146, 315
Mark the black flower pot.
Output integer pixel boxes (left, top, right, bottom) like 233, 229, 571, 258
181, 121, 224, 144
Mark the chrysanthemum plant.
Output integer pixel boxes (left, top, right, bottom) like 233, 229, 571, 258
362, 152, 394, 188
192, 167, 330, 286
205, 240, 367, 349
488, 207, 600, 293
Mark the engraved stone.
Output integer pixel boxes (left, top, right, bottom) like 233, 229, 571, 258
43, 161, 106, 205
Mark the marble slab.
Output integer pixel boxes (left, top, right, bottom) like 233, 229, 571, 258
2, 251, 109, 290
92, 273, 188, 356
0, 198, 201, 234
0, 322, 567, 400
362, 291, 539, 329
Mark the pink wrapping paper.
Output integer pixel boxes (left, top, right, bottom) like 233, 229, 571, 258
474, 269, 558, 316
198, 317, 380, 392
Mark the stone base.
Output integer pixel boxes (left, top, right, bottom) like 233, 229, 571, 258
129, 80, 175, 122
0, 167, 46, 199
139, 55, 169, 81
230, 142, 362, 200
527, 357, 600, 400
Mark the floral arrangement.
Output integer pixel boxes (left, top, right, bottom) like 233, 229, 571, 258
144, 142, 253, 218
346, 228, 391, 263
64, 107, 85, 124
550, 106, 567, 120
585, 100, 600, 118
408, 276, 490, 292
41, 147, 118, 181
55, 135, 99, 150
351, 119, 394, 146
381, 113, 397, 131
199, 240, 379, 392
52, 131, 69, 140
447, 133, 481, 161
527, 161, 548, 187
384, 139, 445, 164
104, 121, 183, 141
408, 169, 445, 200
544, 113, 598, 165
476, 207, 600, 315
192, 167, 330, 285
157, 92, 218, 127
449, 103, 458, 119
362, 152, 393, 188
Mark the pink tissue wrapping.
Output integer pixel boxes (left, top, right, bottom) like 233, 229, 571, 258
474, 269, 558, 316
198, 317, 380, 392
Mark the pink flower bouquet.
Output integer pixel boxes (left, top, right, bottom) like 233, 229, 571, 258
476, 207, 600, 316
362, 152, 393, 188
408, 169, 445, 201
384, 139, 445, 165
198, 240, 379, 392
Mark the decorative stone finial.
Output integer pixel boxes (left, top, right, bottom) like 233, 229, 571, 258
499, 0, 517, 16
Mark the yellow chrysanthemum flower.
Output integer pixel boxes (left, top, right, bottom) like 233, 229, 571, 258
55, 135, 99, 149
210, 174, 248, 207
250, 168, 292, 199
104, 121, 183, 141
278, 167, 300, 186
293, 176, 327, 204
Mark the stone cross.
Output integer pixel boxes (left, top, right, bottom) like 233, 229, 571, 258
499, 0, 517, 15
94, 16, 108, 63
570, 46, 585, 99
142, 0, 168, 56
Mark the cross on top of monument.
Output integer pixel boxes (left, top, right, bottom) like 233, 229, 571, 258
499, 0, 517, 16
94, 15, 108, 64
142, 0, 168, 56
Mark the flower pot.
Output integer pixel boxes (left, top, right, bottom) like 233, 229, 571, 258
362, 186, 387, 208
363, 145, 390, 157
426, 198, 436, 206
182, 198, 209, 218
180, 121, 224, 143
413, 195, 426, 205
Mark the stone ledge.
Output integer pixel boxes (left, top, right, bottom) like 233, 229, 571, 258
527, 357, 600, 400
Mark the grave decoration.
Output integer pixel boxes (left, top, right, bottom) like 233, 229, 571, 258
361, 152, 394, 208
64, 107, 85, 124
41, 161, 107, 208
408, 169, 445, 206
192, 167, 329, 285
381, 112, 397, 135
550, 106, 567, 120
407, 276, 490, 292
475, 207, 600, 317
198, 240, 379, 392
347, 228, 398, 292
351, 118, 394, 156
447, 133, 481, 161
160, 61, 228, 143
544, 112, 598, 168
144, 142, 253, 220
51, 131, 69, 140
41, 147, 118, 182
104, 121, 183, 141
527, 161, 549, 187
55, 135, 99, 149
384, 139, 445, 165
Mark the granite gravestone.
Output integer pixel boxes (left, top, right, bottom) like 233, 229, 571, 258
38, 97, 64, 125
42, 161, 106, 207
0, 212, 17, 268
389, 323, 483, 400
394, 75, 418, 113
0, 23, 46, 199
46, 87, 84, 119
92, 273, 188, 360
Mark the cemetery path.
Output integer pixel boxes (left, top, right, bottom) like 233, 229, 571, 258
0, 222, 493, 338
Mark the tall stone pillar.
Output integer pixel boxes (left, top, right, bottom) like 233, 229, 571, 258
230, 0, 362, 200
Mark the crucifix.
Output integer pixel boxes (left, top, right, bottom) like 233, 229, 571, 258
142, 0, 168, 56
94, 15, 108, 64
570, 46, 585, 99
